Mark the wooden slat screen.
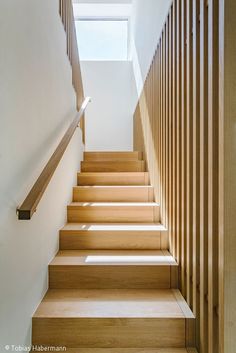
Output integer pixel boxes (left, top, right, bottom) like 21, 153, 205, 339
59, 0, 85, 142
133, 0, 232, 351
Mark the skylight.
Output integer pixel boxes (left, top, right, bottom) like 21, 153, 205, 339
73, 3, 132, 61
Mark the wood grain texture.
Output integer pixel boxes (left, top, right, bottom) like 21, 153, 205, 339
17, 98, 90, 220
33, 289, 187, 347
34, 289, 186, 318
73, 186, 154, 202
208, 1, 219, 352
84, 152, 142, 161
67, 203, 160, 223
49, 265, 171, 289
32, 317, 185, 348
59, 223, 168, 250
49, 250, 176, 289
219, 1, 236, 352
77, 172, 150, 186
133, 0, 226, 350
81, 161, 146, 173
192, 0, 201, 349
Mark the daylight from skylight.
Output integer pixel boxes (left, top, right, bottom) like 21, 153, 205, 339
75, 20, 128, 61
73, 3, 131, 61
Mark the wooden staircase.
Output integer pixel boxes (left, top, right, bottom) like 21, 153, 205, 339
32, 152, 196, 352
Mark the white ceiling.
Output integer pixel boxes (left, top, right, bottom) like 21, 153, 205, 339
73, 3, 132, 19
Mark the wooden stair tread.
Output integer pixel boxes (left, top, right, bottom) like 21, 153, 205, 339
74, 185, 153, 189
68, 202, 159, 207
50, 250, 177, 266
61, 223, 167, 232
67, 203, 160, 223
32, 149, 196, 349
59, 223, 168, 251
33, 289, 191, 319
84, 151, 142, 161
81, 161, 145, 173
77, 172, 149, 186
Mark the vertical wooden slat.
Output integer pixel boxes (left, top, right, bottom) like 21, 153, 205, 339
133, 0, 224, 351
208, 0, 219, 352
161, 29, 164, 224
192, 0, 201, 350
156, 48, 160, 204
218, 2, 224, 353
176, 0, 182, 266
199, 0, 209, 351
181, 0, 187, 297
161, 30, 165, 225
219, 2, 236, 353
153, 49, 159, 204
165, 17, 169, 232
186, 0, 193, 308
164, 21, 168, 226
159, 35, 163, 219
168, 8, 173, 252
172, 0, 177, 259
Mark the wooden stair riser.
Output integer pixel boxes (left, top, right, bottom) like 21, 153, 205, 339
59, 230, 168, 250
78, 172, 150, 186
67, 205, 160, 223
73, 186, 154, 202
81, 161, 145, 173
32, 318, 186, 348
84, 152, 143, 161
31, 144, 196, 350
49, 265, 172, 289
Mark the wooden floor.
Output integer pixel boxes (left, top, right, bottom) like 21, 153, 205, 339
32, 151, 196, 351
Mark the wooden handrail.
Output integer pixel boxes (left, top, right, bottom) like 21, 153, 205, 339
17, 0, 88, 220
17, 97, 91, 220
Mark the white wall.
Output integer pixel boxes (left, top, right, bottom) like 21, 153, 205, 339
0, 0, 83, 350
81, 61, 137, 151
131, 0, 172, 96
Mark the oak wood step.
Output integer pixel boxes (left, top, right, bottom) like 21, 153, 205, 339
81, 161, 145, 173
33, 289, 194, 348
84, 151, 142, 161
73, 186, 154, 202
78, 172, 150, 186
67, 202, 160, 223
49, 250, 178, 289
59, 223, 168, 250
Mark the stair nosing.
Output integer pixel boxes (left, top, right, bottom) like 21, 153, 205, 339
68, 202, 160, 207
49, 250, 178, 267
61, 223, 167, 231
